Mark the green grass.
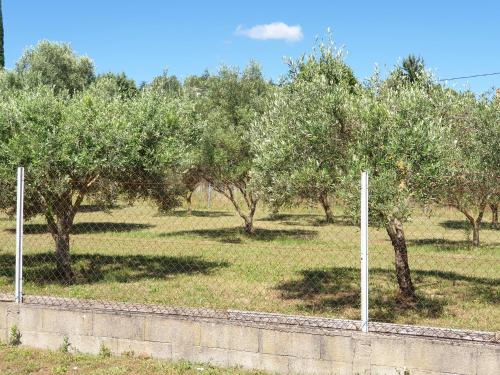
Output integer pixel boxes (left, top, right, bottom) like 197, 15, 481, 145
0, 192, 499, 331
0, 343, 266, 375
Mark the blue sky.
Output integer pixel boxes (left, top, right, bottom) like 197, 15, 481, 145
3, 1, 500, 92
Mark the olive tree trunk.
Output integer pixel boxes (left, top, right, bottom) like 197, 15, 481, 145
385, 218, 416, 301
459, 205, 486, 246
45, 190, 88, 283
47, 210, 75, 283
54, 222, 72, 282
218, 185, 258, 234
491, 203, 498, 229
185, 190, 194, 216
319, 193, 334, 223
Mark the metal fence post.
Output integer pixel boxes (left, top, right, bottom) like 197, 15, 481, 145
360, 171, 369, 332
207, 183, 212, 209
15, 167, 25, 304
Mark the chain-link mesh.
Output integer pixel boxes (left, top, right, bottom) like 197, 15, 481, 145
1, 176, 498, 341
369, 203, 499, 337
0, 211, 15, 300
13, 179, 360, 331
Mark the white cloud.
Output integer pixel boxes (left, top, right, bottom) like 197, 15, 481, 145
236, 22, 303, 42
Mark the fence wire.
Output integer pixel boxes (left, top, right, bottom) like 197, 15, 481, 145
369, 204, 499, 336
0, 176, 498, 340
0, 218, 14, 299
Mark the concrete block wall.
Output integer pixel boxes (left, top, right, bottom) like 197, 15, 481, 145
0, 301, 498, 375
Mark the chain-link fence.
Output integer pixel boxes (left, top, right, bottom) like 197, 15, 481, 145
1, 169, 498, 341
369, 204, 499, 340
0, 214, 15, 299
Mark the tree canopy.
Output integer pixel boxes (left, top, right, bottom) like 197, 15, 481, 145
252, 41, 359, 222
438, 89, 500, 244
0, 45, 184, 280
15, 41, 95, 94
181, 62, 269, 233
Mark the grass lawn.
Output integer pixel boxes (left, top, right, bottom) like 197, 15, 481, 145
0, 343, 266, 375
0, 191, 499, 331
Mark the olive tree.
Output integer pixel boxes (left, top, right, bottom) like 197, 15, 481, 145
15, 41, 95, 94
491, 201, 499, 229
0, 81, 183, 282
148, 70, 182, 96
96, 72, 138, 99
350, 76, 450, 300
252, 43, 358, 222
180, 168, 203, 216
492, 92, 500, 229
182, 63, 268, 233
146, 70, 200, 214
439, 90, 500, 244
116, 86, 187, 213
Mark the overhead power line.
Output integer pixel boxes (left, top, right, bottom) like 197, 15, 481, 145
438, 71, 500, 82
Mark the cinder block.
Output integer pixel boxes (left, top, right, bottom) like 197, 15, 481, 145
93, 312, 145, 341
21, 331, 62, 350
231, 350, 325, 374
0, 303, 8, 329
115, 338, 172, 359
259, 353, 290, 374
190, 346, 229, 367
42, 309, 92, 336
289, 357, 339, 374
321, 335, 353, 363
18, 307, 43, 332
5, 305, 19, 330
200, 322, 259, 352
0, 328, 7, 343
476, 346, 500, 375
370, 365, 406, 375
98, 337, 119, 354
261, 329, 321, 359
67, 334, 100, 355
329, 362, 354, 375
352, 338, 371, 375
371, 337, 405, 367
145, 317, 200, 346
227, 349, 263, 370
405, 338, 476, 374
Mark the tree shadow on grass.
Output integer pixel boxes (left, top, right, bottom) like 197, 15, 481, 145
78, 204, 122, 213
259, 213, 323, 222
276, 267, 498, 323
159, 227, 318, 244
0, 252, 228, 285
5, 222, 153, 235
407, 238, 500, 251
163, 210, 234, 218
259, 213, 353, 227
440, 220, 499, 231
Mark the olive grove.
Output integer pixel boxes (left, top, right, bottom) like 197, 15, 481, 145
0, 38, 498, 300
